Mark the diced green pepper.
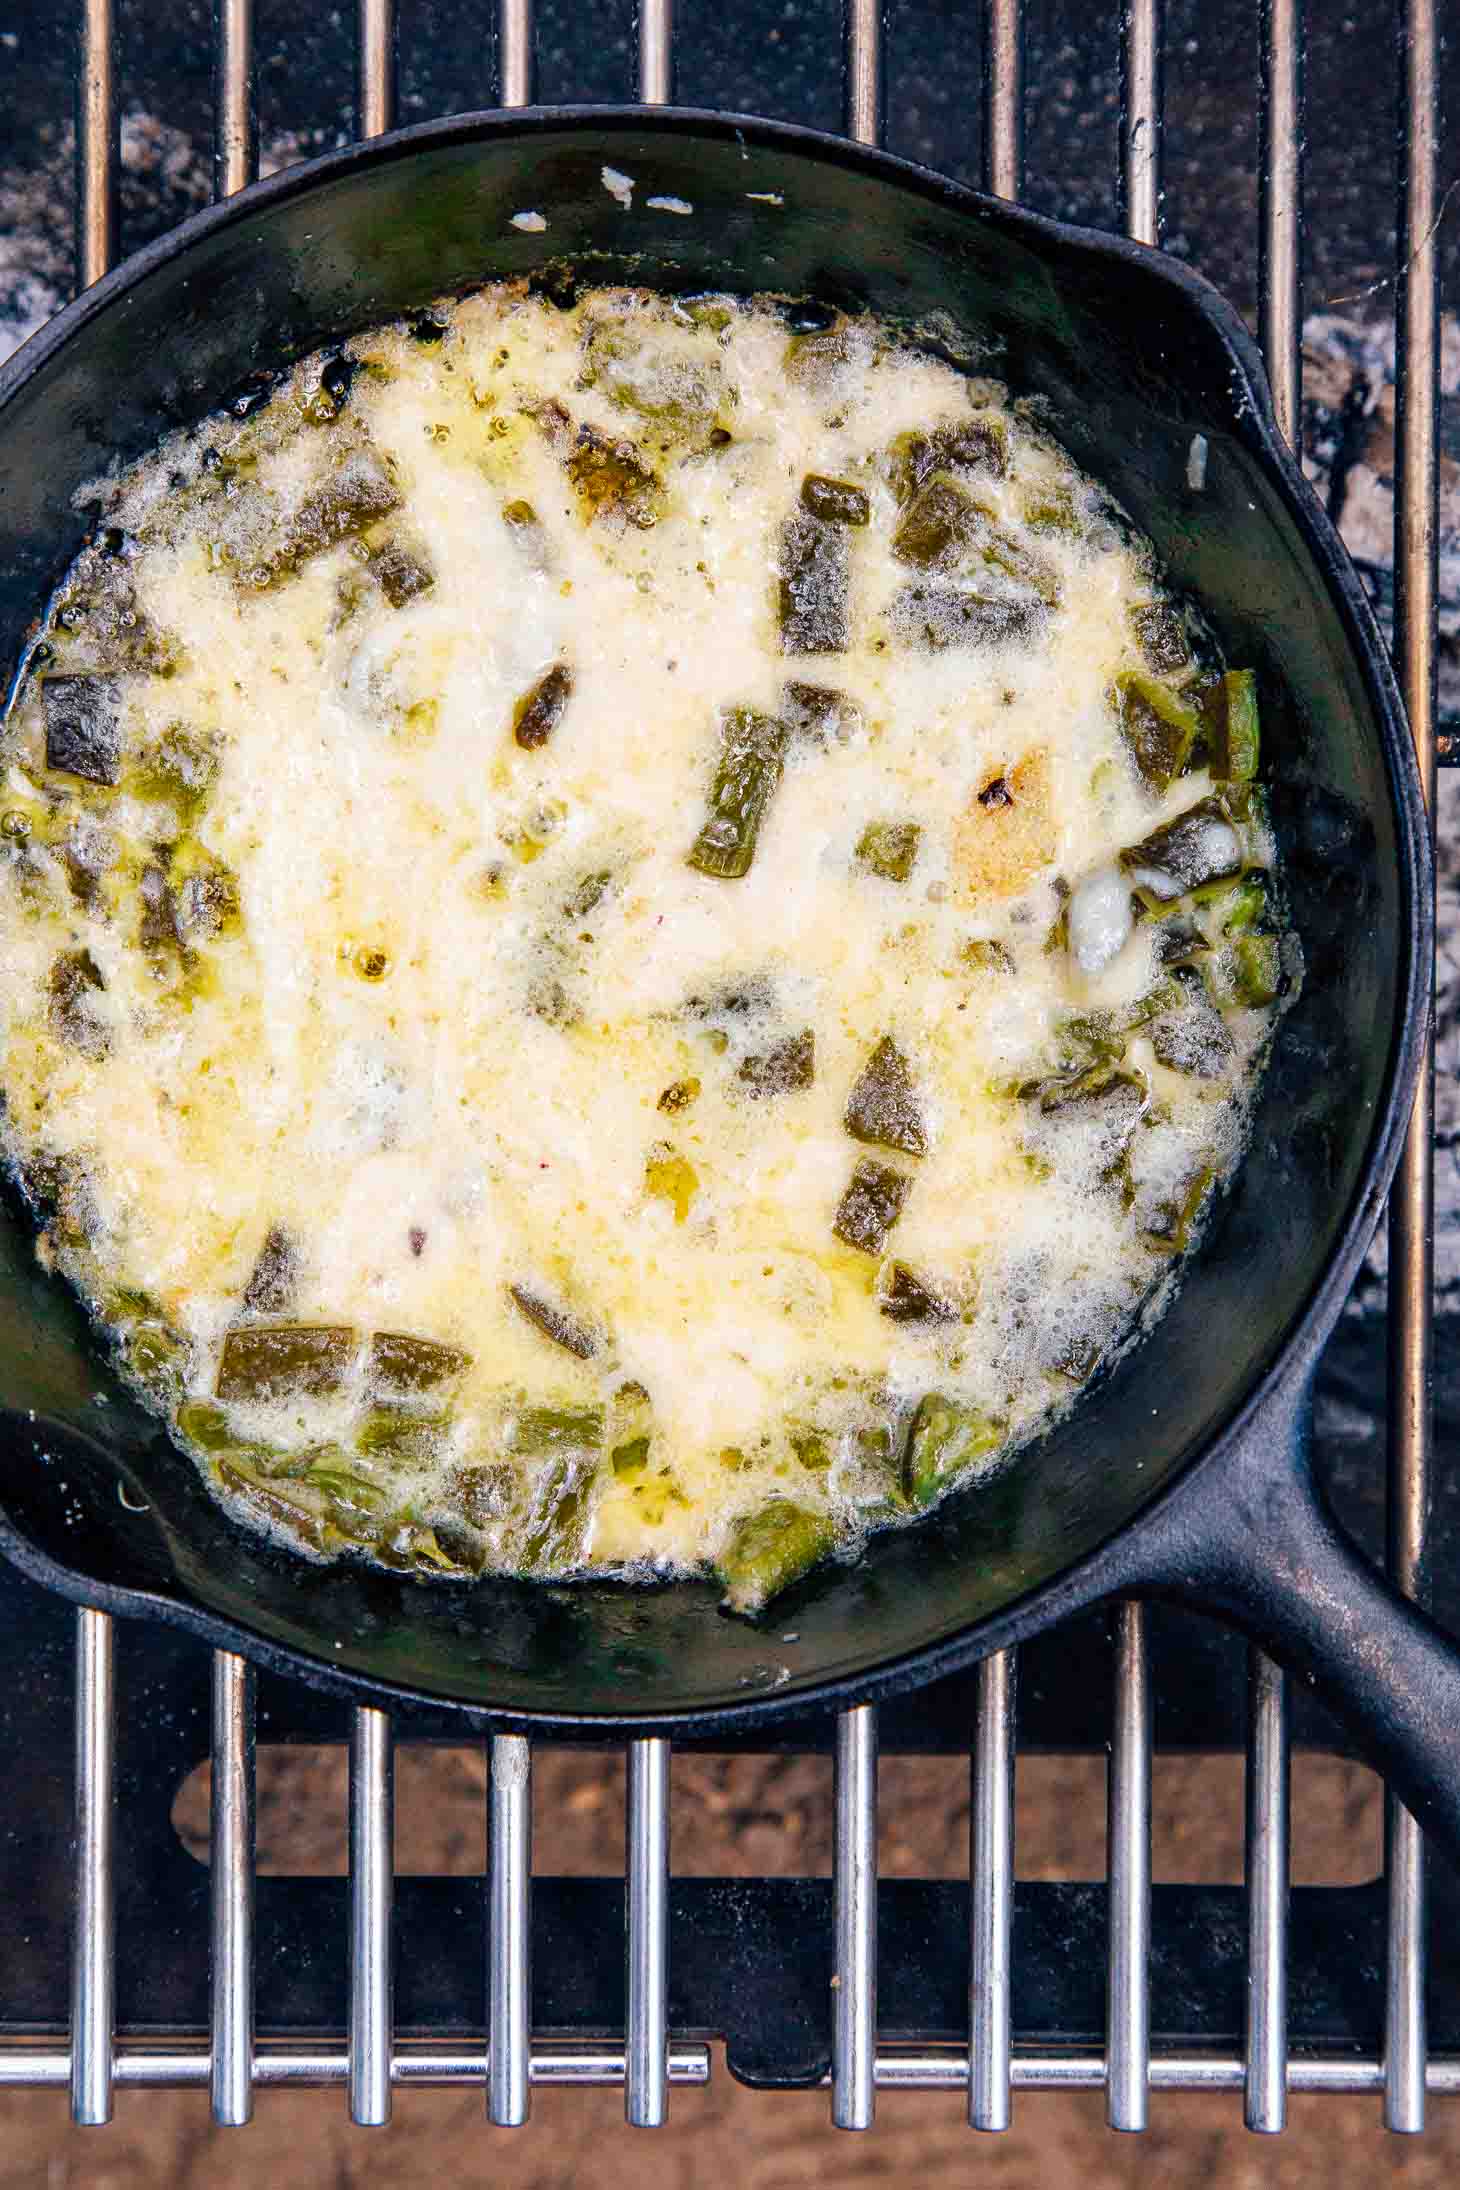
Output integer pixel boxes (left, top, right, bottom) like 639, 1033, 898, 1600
214, 1458, 329, 1551
1129, 600, 1193, 678
176, 1400, 233, 1451
43, 675, 122, 785
241, 1225, 298, 1315
509, 1404, 605, 1455
369, 1330, 470, 1394
1052, 1337, 1102, 1383
611, 1434, 652, 1480
513, 663, 573, 750
686, 707, 789, 879
1037, 1064, 1148, 1142
887, 585, 1043, 652
106, 1288, 190, 1401
902, 1395, 1004, 1508
1022, 480, 1083, 536
48, 948, 109, 1056
1119, 795, 1246, 908
738, 1029, 815, 1097
855, 820, 921, 883
356, 1406, 452, 1463
128, 724, 219, 819
834, 1157, 912, 1255
248, 459, 401, 588
1149, 996, 1236, 1078
783, 322, 856, 387
1210, 932, 1282, 1009
372, 542, 434, 608
1220, 875, 1269, 935
520, 1452, 599, 1574
1112, 672, 1199, 795
168, 835, 241, 939
780, 681, 864, 745
892, 476, 983, 570
844, 1036, 927, 1157
565, 426, 663, 529
1198, 667, 1260, 782
800, 474, 870, 526
216, 1324, 357, 1402
1143, 1164, 1216, 1255
449, 1460, 517, 1528
879, 1263, 954, 1325
887, 417, 1008, 504
507, 1285, 600, 1359
778, 514, 850, 654
716, 1498, 835, 1615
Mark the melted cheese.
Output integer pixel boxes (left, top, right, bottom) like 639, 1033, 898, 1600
0, 286, 1283, 1588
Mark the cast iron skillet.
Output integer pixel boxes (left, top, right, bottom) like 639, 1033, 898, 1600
0, 108, 1452, 1835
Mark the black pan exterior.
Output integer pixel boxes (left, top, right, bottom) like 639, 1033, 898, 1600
0, 111, 1428, 1731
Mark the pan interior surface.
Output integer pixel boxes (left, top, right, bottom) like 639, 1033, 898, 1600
0, 117, 1413, 1720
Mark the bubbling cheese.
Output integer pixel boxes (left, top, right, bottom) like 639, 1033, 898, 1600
0, 284, 1290, 1608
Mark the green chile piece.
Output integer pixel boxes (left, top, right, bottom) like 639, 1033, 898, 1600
177, 1400, 234, 1452
510, 1404, 605, 1455
129, 724, 219, 819
520, 1452, 600, 1574
373, 542, 434, 608
1129, 600, 1193, 678
43, 675, 123, 785
844, 1036, 927, 1157
507, 1287, 600, 1360
887, 585, 1044, 653
716, 1499, 836, 1615
216, 1324, 357, 1402
879, 1263, 954, 1325
1120, 795, 1245, 908
780, 681, 864, 745
356, 1406, 452, 1464
1202, 668, 1261, 782
887, 417, 1008, 504
251, 460, 401, 588
513, 664, 574, 750
902, 1396, 1004, 1508
369, 1330, 470, 1394
241, 1225, 299, 1315
107, 1287, 190, 1400
214, 1458, 329, 1551
1112, 672, 1199, 795
1210, 932, 1282, 1009
855, 820, 921, 883
48, 949, 109, 1056
1143, 1164, 1216, 1255
1221, 875, 1270, 935
687, 707, 789, 879
833, 1157, 912, 1255
738, 1029, 816, 1097
779, 514, 850, 654
565, 427, 663, 529
800, 474, 871, 526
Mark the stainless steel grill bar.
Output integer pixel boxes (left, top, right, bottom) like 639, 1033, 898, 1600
357, 0, 397, 139
209, 1653, 256, 2127
867, 2051, 1460, 2094
1119, 0, 1163, 248
347, 1708, 394, 2127
625, 1736, 670, 2127
1243, 0, 1301, 2138
1385, 0, 1440, 2136
844, 0, 883, 149
77, 0, 116, 289
638, 0, 673, 106
970, 15, 1023, 2131
1107, 1599, 1152, 2132
488, 1734, 532, 2127
969, 1650, 1016, 2132
832, 1703, 878, 2130
214, 0, 256, 200
1104, 1, 1162, 2131
499, 0, 533, 108
70, 1609, 115, 2127
0, 2041, 713, 2088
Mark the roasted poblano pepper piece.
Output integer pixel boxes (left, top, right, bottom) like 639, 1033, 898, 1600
892, 476, 983, 571
879, 1263, 954, 1325
800, 474, 871, 527
780, 681, 864, 745
168, 836, 241, 939
844, 1036, 927, 1157
687, 707, 789, 879
1220, 874, 1269, 935
1119, 795, 1245, 908
355, 1405, 452, 1463
372, 542, 434, 608
1210, 931, 1282, 1009
778, 514, 850, 654
107, 1288, 190, 1400
902, 1396, 1004, 1508
43, 675, 122, 786
509, 1404, 605, 1454
48, 948, 109, 1056
241, 1224, 298, 1315
1112, 672, 1199, 795
1200, 667, 1260, 782
250, 460, 401, 588
214, 1458, 329, 1551
1022, 480, 1083, 536
716, 1499, 835, 1615
513, 664, 574, 750
24, 1149, 98, 1244
507, 1284, 600, 1359
611, 1435, 652, 1480
176, 1399, 234, 1451
519, 1452, 600, 1574
855, 820, 921, 883
738, 1029, 815, 1097
1143, 1164, 1216, 1254
216, 1324, 357, 1402
1037, 1064, 1148, 1142
834, 1157, 912, 1255
1129, 600, 1193, 678
783, 321, 856, 387
887, 585, 1043, 653
565, 426, 663, 529
367, 1330, 470, 1395
1149, 995, 1236, 1078
449, 1460, 517, 1528
887, 417, 1007, 504
129, 724, 218, 819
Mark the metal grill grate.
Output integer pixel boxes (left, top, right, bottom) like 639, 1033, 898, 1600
6, 0, 1447, 2134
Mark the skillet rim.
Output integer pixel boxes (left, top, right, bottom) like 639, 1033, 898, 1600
0, 104, 1431, 1732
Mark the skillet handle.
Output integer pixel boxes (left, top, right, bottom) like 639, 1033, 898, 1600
1135, 1366, 1460, 1860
